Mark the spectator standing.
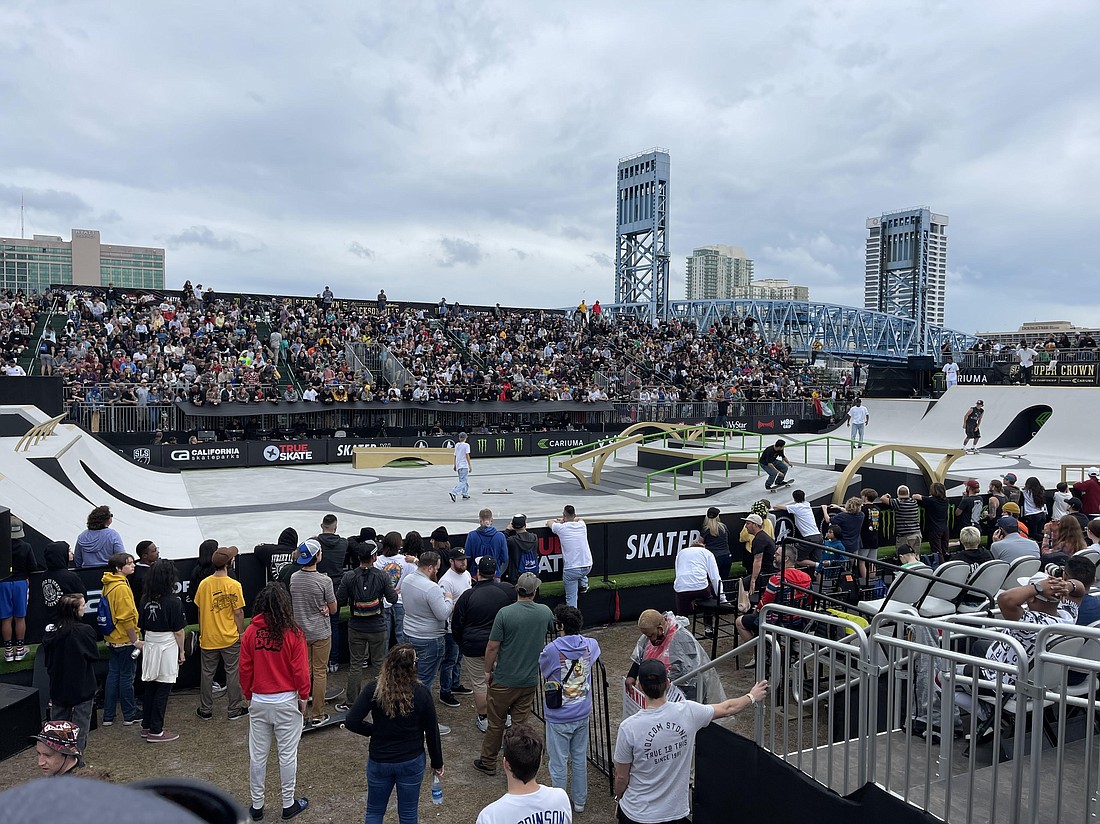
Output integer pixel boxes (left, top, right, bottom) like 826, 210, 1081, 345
38, 540, 85, 627
194, 546, 247, 721
138, 559, 187, 743
955, 479, 984, 532
1072, 467, 1100, 515
290, 539, 339, 726
466, 509, 509, 580
915, 483, 951, 563
399, 550, 455, 732
885, 486, 922, 553
1001, 473, 1023, 506
742, 514, 778, 597
315, 514, 349, 674
450, 431, 473, 502
1021, 476, 1049, 539
73, 505, 125, 568
41, 593, 98, 757
2, 517, 37, 662
613, 659, 767, 824
504, 514, 539, 585
476, 724, 572, 824
473, 573, 556, 777
100, 551, 143, 725
698, 506, 731, 579
130, 540, 159, 601
547, 505, 593, 608
820, 497, 866, 578
539, 605, 601, 814
344, 645, 445, 824
452, 557, 517, 733
1052, 482, 1073, 522
438, 548, 473, 708
335, 541, 397, 712
773, 489, 823, 566
376, 531, 416, 648
240, 583, 311, 822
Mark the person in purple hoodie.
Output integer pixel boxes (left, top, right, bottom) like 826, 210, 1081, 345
538, 605, 601, 815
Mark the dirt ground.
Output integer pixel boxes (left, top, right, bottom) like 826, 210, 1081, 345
0, 618, 762, 822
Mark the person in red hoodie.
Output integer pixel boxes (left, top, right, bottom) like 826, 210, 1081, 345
240, 583, 311, 821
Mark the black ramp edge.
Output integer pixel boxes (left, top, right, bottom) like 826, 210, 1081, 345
983, 405, 1053, 449
26, 457, 92, 505
80, 460, 174, 512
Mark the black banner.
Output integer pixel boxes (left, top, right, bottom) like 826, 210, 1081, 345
246, 439, 328, 466
162, 442, 247, 468
718, 416, 813, 434
1021, 361, 1099, 387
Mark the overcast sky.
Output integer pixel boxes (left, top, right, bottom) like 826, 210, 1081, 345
2, 1, 1098, 333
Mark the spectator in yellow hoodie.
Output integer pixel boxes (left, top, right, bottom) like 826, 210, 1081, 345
100, 552, 142, 725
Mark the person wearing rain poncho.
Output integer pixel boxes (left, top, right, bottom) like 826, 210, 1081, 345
624, 610, 725, 705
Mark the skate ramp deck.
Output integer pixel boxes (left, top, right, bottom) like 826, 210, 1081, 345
1, 406, 203, 559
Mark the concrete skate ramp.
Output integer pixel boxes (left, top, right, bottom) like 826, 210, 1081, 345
1, 406, 203, 558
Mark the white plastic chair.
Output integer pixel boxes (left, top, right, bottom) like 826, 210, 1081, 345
916, 561, 972, 617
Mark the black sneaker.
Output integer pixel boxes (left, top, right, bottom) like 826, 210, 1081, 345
450, 492, 457, 502
250, 806, 264, 821
451, 685, 473, 695
439, 692, 461, 708
228, 708, 249, 720
282, 799, 308, 820
334, 703, 351, 713
196, 708, 213, 720
472, 758, 497, 776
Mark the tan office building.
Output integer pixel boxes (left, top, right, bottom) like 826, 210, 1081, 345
0, 229, 164, 294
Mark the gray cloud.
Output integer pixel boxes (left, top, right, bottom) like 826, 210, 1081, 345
348, 241, 375, 259
165, 225, 244, 252
0, 3, 1097, 329
437, 237, 484, 267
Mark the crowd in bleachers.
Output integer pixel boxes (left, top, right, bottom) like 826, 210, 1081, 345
1, 284, 844, 414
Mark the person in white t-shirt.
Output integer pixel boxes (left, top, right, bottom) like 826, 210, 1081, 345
450, 431, 473, 502
438, 548, 473, 706
846, 397, 869, 447
1015, 342, 1039, 385
613, 659, 767, 824
476, 722, 572, 824
942, 358, 959, 388
547, 506, 594, 608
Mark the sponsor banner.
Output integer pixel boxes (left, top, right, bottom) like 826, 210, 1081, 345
529, 433, 605, 455
120, 445, 160, 467
717, 418, 753, 431
247, 440, 328, 466
328, 438, 404, 462
162, 442, 247, 468
1018, 361, 1099, 387
603, 514, 704, 575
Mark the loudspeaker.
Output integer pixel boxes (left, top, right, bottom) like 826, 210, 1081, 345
198, 430, 216, 442
907, 356, 935, 371
0, 685, 39, 760
0, 507, 10, 577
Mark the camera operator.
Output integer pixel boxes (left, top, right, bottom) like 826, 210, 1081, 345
1048, 556, 1100, 625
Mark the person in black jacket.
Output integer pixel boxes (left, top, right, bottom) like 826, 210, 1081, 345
335, 542, 398, 711
503, 515, 538, 585
39, 541, 85, 627
316, 514, 349, 672
451, 557, 517, 732
344, 644, 444, 824
41, 593, 99, 760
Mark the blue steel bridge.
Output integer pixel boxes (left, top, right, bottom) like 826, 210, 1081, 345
604, 299, 977, 363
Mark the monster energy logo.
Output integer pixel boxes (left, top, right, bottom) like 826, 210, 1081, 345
477, 438, 488, 452
476, 437, 523, 453
879, 508, 894, 536
1036, 411, 1050, 428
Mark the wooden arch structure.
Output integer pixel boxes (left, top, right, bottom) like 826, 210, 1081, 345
831, 444, 969, 504
558, 421, 710, 490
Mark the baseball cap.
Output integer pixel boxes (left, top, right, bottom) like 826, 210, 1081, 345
449, 547, 467, 560
996, 516, 1020, 533
1067, 497, 1082, 510
357, 541, 379, 561
1002, 473, 1018, 484
637, 659, 668, 691
745, 514, 763, 526
1089, 467, 1100, 477
296, 539, 322, 565
32, 720, 81, 757
976, 399, 984, 406
211, 546, 239, 569
516, 572, 542, 595
511, 514, 527, 529
965, 479, 981, 490
11, 516, 25, 539
706, 506, 721, 519
477, 556, 497, 577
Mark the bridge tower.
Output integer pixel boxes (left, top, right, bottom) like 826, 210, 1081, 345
615, 149, 670, 324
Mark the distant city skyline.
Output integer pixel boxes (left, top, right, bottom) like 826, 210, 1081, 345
2, 2, 1098, 334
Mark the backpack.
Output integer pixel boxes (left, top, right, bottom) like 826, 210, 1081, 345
350, 568, 385, 619
97, 588, 116, 635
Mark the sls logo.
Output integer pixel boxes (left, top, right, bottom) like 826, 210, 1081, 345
415, 439, 429, 448
780, 419, 794, 429
263, 445, 282, 462
442, 439, 455, 448
133, 448, 151, 464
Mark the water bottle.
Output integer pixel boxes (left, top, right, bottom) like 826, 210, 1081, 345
431, 774, 443, 805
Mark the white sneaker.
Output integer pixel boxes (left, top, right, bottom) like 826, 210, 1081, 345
438, 723, 451, 736
505, 714, 512, 729
212, 682, 227, 697
475, 715, 488, 733
574, 803, 585, 814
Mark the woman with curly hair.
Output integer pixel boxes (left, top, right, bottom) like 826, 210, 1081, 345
241, 582, 311, 821
345, 644, 444, 824
138, 559, 187, 743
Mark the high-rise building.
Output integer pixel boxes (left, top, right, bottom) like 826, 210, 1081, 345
0, 228, 165, 294
685, 245, 754, 300
864, 207, 947, 328
732, 278, 809, 302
